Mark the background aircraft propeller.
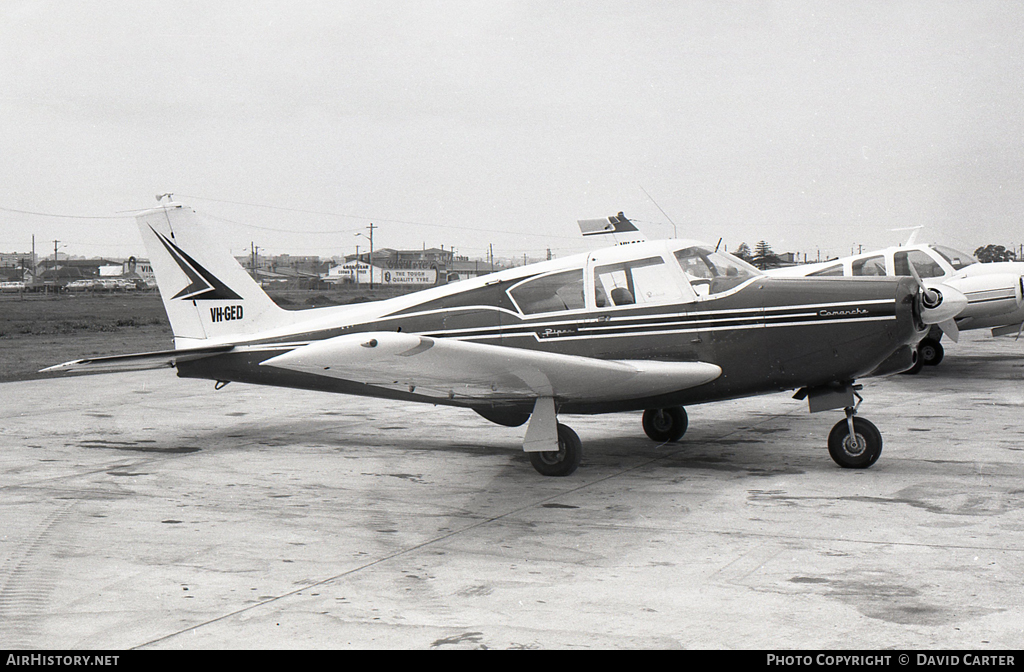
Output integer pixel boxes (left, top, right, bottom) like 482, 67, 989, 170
907, 263, 966, 341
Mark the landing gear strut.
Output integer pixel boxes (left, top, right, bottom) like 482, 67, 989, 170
827, 397, 882, 469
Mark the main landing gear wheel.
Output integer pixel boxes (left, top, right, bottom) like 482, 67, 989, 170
918, 338, 944, 366
642, 406, 688, 442
529, 423, 582, 477
827, 416, 882, 469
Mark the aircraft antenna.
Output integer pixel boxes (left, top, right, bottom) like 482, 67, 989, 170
640, 186, 678, 239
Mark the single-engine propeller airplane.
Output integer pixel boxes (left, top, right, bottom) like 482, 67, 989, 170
44, 202, 963, 476
767, 230, 1024, 373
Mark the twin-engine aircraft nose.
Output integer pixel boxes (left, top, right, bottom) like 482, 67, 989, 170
916, 281, 968, 342
919, 283, 968, 325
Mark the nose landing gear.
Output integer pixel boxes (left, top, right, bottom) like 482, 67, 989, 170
794, 383, 884, 469
827, 394, 882, 469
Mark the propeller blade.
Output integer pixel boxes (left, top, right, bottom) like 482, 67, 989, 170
939, 319, 960, 343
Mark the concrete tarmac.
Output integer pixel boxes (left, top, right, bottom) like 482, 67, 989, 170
1, 330, 1023, 650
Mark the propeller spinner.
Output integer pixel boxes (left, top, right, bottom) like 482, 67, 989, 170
908, 265, 967, 341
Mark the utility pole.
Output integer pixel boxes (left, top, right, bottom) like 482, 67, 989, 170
367, 223, 376, 290
250, 242, 260, 282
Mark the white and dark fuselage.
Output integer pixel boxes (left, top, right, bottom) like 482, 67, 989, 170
43, 203, 934, 475
159, 218, 922, 417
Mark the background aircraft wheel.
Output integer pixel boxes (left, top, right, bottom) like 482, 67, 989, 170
827, 417, 882, 469
528, 423, 582, 477
642, 406, 688, 442
918, 338, 944, 366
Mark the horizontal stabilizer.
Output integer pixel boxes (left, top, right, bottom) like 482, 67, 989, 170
577, 212, 646, 246
40, 345, 234, 375
261, 332, 720, 402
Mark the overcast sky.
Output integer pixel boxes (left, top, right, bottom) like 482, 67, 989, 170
2, 1, 1023, 263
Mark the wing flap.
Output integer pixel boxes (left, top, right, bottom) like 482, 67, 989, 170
40, 345, 234, 375
260, 332, 720, 402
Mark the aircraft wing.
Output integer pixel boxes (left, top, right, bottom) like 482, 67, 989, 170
261, 332, 721, 402
40, 345, 235, 375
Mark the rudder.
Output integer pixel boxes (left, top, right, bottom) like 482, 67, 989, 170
137, 202, 291, 346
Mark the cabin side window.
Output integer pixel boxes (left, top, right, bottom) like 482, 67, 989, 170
894, 250, 945, 278
851, 255, 886, 276
593, 256, 686, 307
508, 269, 585, 315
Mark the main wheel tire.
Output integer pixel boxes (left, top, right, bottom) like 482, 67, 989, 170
827, 417, 883, 469
528, 423, 582, 477
918, 338, 944, 366
642, 407, 688, 442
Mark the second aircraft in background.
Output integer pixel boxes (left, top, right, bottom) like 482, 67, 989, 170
768, 232, 1024, 373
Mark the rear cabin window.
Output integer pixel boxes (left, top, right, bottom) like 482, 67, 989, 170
508, 269, 585, 314
894, 250, 945, 278
851, 255, 887, 276
808, 264, 844, 277
594, 256, 686, 307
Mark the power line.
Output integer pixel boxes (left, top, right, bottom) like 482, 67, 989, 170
0, 205, 132, 220
176, 193, 581, 240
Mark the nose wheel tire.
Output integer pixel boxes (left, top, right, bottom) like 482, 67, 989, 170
529, 423, 582, 477
827, 417, 882, 469
642, 406, 688, 442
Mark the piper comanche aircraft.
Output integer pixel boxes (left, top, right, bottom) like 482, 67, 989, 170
767, 230, 1024, 373
44, 202, 961, 476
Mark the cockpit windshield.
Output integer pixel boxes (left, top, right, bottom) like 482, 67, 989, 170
673, 246, 760, 296
930, 245, 977, 271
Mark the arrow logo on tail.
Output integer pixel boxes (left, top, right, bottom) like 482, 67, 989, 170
149, 226, 242, 301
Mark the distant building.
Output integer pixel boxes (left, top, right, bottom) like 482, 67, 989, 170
775, 252, 800, 267
0, 251, 35, 268
447, 258, 503, 282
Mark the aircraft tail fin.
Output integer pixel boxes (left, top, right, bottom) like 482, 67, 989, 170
137, 202, 292, 346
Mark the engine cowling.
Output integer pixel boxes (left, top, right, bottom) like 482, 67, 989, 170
917, 281, 968, 327
942, 272, 1023, 321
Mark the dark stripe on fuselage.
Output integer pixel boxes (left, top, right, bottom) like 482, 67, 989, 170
211, 297, 896, 352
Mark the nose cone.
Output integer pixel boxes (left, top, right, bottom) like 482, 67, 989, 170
920, 283, 968, 325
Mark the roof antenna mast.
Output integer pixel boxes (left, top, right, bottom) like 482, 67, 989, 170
640, 185, 678, 239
